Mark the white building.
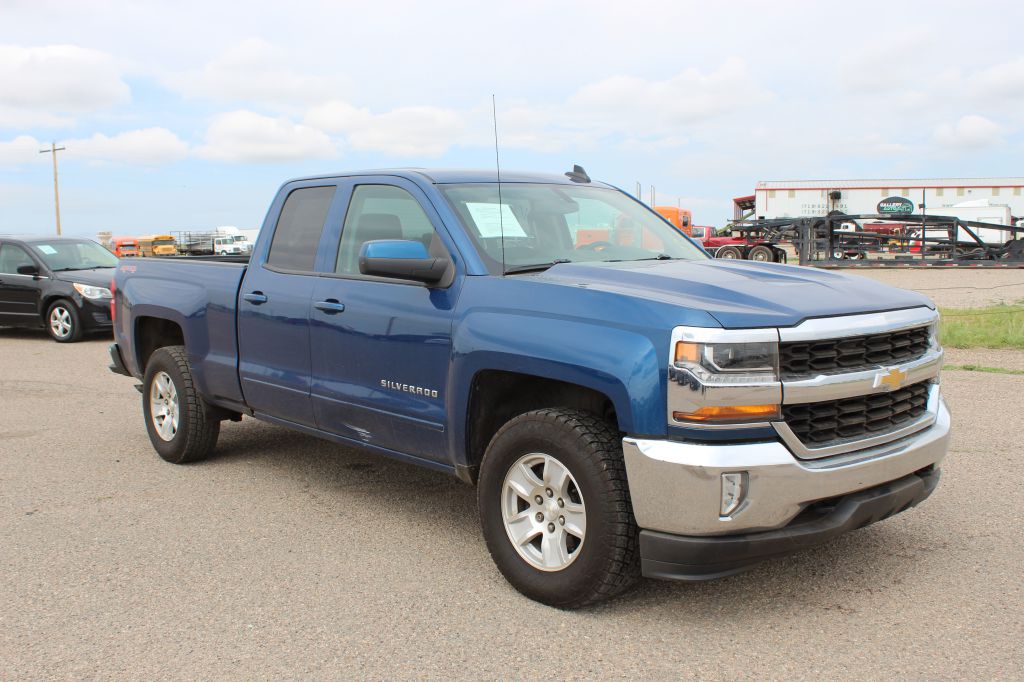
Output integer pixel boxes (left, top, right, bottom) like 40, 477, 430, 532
739, 178, 1024, 223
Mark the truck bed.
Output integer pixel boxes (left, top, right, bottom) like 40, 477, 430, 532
115, 257, 249, 408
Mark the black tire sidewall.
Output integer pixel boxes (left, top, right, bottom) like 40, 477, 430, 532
46, 299, 81, 343
718, 246, 741, 259
142, 349, 194, 463
478, 413, 628, 608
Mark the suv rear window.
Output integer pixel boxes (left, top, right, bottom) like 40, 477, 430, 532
267, 186, 336, 271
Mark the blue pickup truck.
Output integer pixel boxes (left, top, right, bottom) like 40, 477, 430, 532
109, 168, 950, 607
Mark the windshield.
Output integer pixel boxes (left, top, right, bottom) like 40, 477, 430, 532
29, 240, 119, 270
153, 239, 174, 247
233, 235, 247, 242
440, 183, 707, 274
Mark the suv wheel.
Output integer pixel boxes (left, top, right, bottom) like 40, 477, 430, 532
143, 345, 220, 464
477, 408, 640, 608
46, 299, 82, 343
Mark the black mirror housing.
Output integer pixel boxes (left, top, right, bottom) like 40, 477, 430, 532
17, 264, 39, 276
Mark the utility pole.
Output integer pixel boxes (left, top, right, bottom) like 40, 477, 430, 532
39, 142, 66, 235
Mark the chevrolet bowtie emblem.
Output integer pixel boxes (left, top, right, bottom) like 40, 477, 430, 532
876, 367, 908, 391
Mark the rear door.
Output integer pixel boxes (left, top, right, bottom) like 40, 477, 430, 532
308, 179, 462, 463
236, 184, 344, 427
0, 242, 44, 326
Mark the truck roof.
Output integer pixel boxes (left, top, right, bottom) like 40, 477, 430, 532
286, 168, 614, 187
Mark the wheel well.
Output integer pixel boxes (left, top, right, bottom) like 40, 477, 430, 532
465, 370, 619, 483
135, 317, 185, 371
39, 294, 70, 317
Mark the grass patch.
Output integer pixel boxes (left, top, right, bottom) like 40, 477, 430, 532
938, 302, 1024, 349
944, 363, 1024, 376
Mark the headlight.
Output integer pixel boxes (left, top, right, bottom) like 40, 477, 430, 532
674, 341, 778, 381
73, 282, 112, 300
927, 320, 940, 351
669, 327, 781, 425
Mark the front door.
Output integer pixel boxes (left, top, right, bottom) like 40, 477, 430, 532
0, 243, 43, 326
309, 180, 462, 463
237, 184, 341, 428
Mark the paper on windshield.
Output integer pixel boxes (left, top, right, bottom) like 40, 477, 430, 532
37, 245, 57, 255
465, 203, 527, 238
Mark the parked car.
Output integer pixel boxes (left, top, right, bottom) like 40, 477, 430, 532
0, 235, 117, 342
109, 168, 949, 608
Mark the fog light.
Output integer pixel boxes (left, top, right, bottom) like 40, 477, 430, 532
720, 472, 747, 517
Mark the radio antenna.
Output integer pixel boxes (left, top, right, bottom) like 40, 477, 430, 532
492, 94, 506, 275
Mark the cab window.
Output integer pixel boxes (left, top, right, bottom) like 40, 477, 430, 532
335, 185, 441, 275
267, 186, 336, 271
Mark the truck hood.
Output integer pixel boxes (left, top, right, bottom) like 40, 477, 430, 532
536, 259, 933, 328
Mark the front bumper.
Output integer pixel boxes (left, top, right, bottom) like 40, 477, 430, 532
622, 396, 950, 578
640, 467, 940, 580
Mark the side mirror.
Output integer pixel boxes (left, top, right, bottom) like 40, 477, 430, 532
17, 264, 39, 276
359, 240, 449, 284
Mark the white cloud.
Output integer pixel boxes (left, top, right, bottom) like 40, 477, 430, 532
0, 128, 188, 166
197, 110, 336, 162
68, 128, 188, 164
305, 101, 465, 156
0, 44, 129, 127
0, 135, 42, 164
933, 115, 1002, 149
974, 57, 1024, 99
166, 39, 347, 107
0, 127, 187, 165
567, 59, 769, 133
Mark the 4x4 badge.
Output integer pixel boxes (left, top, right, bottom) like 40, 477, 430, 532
875, 367, 908, 391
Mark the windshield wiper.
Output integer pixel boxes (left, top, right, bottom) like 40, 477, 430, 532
504, 259, 572, 275
634, 253, 675, 261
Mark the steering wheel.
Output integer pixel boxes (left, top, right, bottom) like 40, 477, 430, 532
577, 240, 614, 252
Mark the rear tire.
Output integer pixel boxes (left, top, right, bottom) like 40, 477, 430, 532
46, 299, 82, 343
716, 245, 743, 259
477, 408, 640, 609
748, 245, 774, 262
142, 345, 220, 464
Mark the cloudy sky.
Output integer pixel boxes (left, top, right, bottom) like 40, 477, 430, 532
2, 0, 1023, 236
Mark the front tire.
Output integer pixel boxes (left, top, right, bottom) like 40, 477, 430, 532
477, 408, 640, 608
46, 299, 82, 342
142, 345, 220, 464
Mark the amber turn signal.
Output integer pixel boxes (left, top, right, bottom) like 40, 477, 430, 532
674, 341, 700, 364
673, 404, 780, 422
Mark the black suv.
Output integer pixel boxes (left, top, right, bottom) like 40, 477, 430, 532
0, 236, 118, 342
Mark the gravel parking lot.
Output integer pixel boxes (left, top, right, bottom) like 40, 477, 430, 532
2, 323, 1022, 679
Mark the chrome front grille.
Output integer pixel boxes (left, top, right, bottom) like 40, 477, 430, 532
781, 380, 931, 447
780, 325, 931, 377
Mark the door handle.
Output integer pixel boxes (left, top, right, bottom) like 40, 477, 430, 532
314, 299, 346, 314
243, 292, 268, 304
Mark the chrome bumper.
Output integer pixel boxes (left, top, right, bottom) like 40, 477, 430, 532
622, 395, 950, 536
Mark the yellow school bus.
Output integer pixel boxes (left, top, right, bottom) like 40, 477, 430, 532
138, 234, 177, 257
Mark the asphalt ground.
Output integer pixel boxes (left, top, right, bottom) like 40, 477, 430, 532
2, 327, 1022, 680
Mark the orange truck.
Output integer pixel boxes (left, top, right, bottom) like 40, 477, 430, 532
653, 206, 693, 235
111, 237, 140, 258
